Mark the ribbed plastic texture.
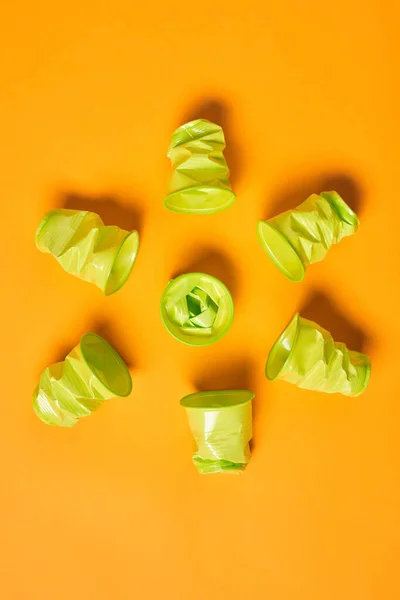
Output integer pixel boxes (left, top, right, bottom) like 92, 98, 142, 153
163, 119, 235, 214
181, 390, 253, 474
36, 209, 139, 295
258, 191, 359, 281
266, 314, 371, 396
33, 333, 132, 427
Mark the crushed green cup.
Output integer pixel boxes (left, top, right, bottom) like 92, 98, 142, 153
160, 273, 234, 346
266, 313, 371, 396
257, 191, 359, 282
163, 119, 235, 214
181, 390, 254, 474
36, 209, 139, 295
33, 333, 132, 427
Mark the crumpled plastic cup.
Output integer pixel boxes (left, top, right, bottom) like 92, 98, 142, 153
33, 333, 132, 427
160, 273, 234, 346
163, 119, 235, 214
257, 191, 359, 282
36, 209, 140, 295
180, 390, 254, 474
266, 313, 371, 396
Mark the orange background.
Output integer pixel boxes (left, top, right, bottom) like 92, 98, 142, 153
1, 1, 399, 599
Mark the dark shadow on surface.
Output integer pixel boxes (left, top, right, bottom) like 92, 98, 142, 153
194, 356, 255, 392
39, 318, 134, 374
89, 317, 135, 369
172, 247, 238, 297
60, 192, 145, 235
264, 173, 364, 220
299, 290, 372, 353
46, 341, 76, 366
181, 97, 242, 188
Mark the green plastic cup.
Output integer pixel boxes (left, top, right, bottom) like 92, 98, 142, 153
160, 273, 234, 346
163, 119, 236, 214
266, 313, 371, 396
257, 191, 359, 282
181, 390, 254, 474
33, 333, 132, 427
36, 209, 140, 295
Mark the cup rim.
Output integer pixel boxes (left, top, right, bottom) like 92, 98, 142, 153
180, 389, 254, 409
257, 220, 305, 282
80, 333, 132, 397
163, 186, 236, 215
265, 313, 301, 380
104, 230, 140, 296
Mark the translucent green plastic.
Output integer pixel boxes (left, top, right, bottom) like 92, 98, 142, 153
160, 273, 234, 346
257, 191, 359, 282
36, 209, 140, 295
33, 333, 132, 427
163, 119, 235, 214
266, 313, 371, 396
181, 390, 253, 474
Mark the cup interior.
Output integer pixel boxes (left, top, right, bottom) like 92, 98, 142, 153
180, 389, 254, 409
80, 333, 132, 397
161, 273, 234, 346
105, 231, 139, 295
266, 314, 300, 380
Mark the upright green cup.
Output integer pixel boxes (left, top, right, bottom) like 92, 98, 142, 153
266, 313, 371, 396
258, 191, 359, 282
33, 333, 132, 427
163, 119, 235, 214
160, 273, 234, 346
181, 390, 254, 474
36, 209, 140, 295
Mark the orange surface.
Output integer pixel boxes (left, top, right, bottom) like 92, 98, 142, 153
1, 2, 399, 599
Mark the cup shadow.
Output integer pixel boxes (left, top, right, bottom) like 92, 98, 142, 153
40, 317, 135, 373
193, 356, 255, 391
299, 290, 373, 353
46, 341, 76, 366
181, 97, 242, 188
59, 192, 145, 235
89, 317, 136, 369
172, 246, 238, 297
264, 173, 364, 220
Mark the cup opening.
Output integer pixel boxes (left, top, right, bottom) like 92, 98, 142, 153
105, 231, 139, 296
80, 333, 132, 397
266, 314, 300, 380
161, 273, 234, 346
181, 390, 254, 409
257, 221, 305, 282
320, 191, 359, 229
